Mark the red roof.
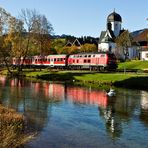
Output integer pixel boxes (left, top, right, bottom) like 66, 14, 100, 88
133, 29, 148, 42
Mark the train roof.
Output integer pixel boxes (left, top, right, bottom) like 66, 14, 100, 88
70, 52, 114, 55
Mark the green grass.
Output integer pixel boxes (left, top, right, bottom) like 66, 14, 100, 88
118, 60, 148, 70
1, 60, 148, 90
74, 73, 132, 82
23, 70, 148, 90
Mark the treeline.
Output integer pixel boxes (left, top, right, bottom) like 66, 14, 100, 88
50, 35, 98, 54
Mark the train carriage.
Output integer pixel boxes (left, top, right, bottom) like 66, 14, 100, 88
46, 54, 67, 68
12, 56, 32, 67
68, 52, 117, 71
32, 55, 45, 66
12, 52, 117, 71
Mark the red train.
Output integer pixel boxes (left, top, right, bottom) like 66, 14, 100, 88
12, 52, 117, 71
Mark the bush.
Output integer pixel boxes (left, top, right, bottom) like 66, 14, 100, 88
0, 105, 34, 148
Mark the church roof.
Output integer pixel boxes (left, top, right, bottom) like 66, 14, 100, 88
99, 31, 114, 43
107, 11, 122, 22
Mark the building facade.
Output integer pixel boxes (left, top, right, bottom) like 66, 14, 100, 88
98, 11, 140, 60
98, 11, 122, 53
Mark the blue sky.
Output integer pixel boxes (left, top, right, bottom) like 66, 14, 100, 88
0, 0, 148, 37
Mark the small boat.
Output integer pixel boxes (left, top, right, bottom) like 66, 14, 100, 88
107, 88, 116, 97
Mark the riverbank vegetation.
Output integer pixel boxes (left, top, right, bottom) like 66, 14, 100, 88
13, 68, 146, 90
1, 59, 148, 90
0, 105, 34, 147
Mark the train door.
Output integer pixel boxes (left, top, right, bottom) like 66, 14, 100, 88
50, 58, 54, 67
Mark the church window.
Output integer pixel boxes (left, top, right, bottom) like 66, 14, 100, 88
145, 53, 148, 58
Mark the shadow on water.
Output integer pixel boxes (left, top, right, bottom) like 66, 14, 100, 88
36, 71, 91, 81
114, 76, 148, 90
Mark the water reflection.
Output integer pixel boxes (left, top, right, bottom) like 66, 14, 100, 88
66, 86, 108, 107
0, 76, 148, 147
140, 91, 148, 126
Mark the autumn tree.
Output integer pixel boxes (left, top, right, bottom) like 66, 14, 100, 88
115, 30, 132, 60
51, 39, 66, 54
6, 17, 26, 73
31, 14, 53, 55
80, 43, 97, 53
5, 9, 53, 73
61, 46, 80, 54
0, 7, 13, 74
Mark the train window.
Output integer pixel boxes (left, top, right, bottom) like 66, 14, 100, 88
48, 59, 50, 62
73, 60, 75, 63
84, 55, 87, 57
84, 59, 87, 63
100, 54, 105, 57
54, 58, 57, 62
88, 59, 91, 63
88, 55, 91, 57
80, 55, 82, 57
93, 55, 95, 57
77, 60, 79, 63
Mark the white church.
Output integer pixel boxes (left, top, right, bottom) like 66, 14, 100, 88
98, 11, 139, 60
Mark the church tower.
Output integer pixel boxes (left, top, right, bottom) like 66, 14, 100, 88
107, 11, 122, 37
98, 10, 122, 52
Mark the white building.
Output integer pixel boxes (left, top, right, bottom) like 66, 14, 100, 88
98, 11, 139, 60
98, 11, 122, 53
132, 29, 148, 61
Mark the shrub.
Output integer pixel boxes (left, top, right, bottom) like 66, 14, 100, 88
0, 105, 34, 148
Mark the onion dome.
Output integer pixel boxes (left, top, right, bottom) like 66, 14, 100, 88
107, 11, 122, 22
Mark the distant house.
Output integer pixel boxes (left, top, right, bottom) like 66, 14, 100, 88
65, 38, 81, 49
132, 29, 148, 60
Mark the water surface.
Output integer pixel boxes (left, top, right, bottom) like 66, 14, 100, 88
0, 76, 148, 148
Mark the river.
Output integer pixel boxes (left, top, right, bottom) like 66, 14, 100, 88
0, 76, 148, 148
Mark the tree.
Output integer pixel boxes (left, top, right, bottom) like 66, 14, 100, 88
51, 39, 66, 54
0, 7, 13, 74
115, 30, 132, 60
5, 9, 53, 73
80, 43, 97, 53
31, 14, 53, 55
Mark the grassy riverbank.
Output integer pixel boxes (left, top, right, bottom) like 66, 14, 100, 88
117, 60, 148, 71
1, 60, 148, 90
0, 105, 34, 147
23, 69, 148, 90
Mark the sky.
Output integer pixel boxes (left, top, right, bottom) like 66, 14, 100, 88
0, 0, 148, 37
